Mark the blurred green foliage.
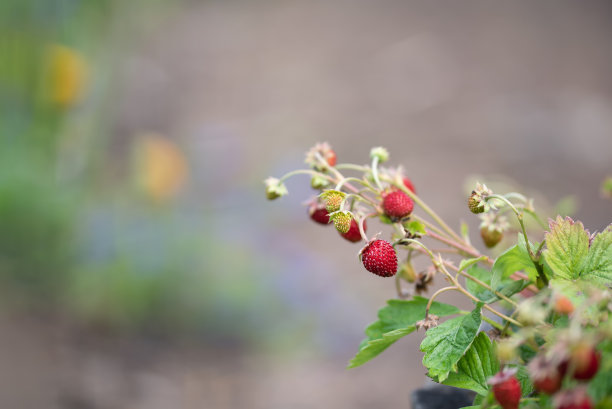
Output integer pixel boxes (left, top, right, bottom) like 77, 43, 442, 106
0, 0, 291, 345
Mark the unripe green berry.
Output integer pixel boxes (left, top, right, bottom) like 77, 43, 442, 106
331, 211, 352, 234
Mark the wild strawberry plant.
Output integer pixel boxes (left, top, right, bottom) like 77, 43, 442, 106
266, 143, 612, 409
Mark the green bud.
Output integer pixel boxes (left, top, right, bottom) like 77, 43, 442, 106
265, 177, 288, 200
370, 146, 389, 163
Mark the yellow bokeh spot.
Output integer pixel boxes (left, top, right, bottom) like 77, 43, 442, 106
136, 133, 188, 201
47, 44, 88, 107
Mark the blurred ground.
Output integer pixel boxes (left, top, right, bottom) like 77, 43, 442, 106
1, 1, 612, 408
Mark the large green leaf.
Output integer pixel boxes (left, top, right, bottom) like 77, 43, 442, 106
348, 296, 460, 368
441, 332, 499, 395
421, 303, 483, 382
583, 224, 612, 285
543, 216, 589, 280
491, 235, 538, 290
348, 327, 415, 368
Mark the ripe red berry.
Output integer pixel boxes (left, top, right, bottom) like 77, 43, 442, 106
340, 218, 365, 242
382, 191, 414, 220
534, 372, 562, 395
309, 206, 330, 225
403, 177, 416, 194
555, 388, 593, 409
325, 149, 337, 167
569, 343, 600, 381
360, 240, 397, 277
529, 355, 562, 395
489, 370, 521, 409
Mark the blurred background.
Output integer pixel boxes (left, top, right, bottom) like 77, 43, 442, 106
1, 0, 611, 408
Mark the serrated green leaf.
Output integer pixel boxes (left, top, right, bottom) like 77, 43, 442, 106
348, 327, 415, 368
349, 296, 460, 368
583, 224, 612, 285
459, 256, 488, 274
372, 296, 460, 336
491, 236, 538, 290
441, 332, 500, 395
543, 216, 589, 280
512, 365, 534, 397
421, 303, 483, 382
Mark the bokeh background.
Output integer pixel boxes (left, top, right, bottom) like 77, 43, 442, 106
1, 1, 611, 408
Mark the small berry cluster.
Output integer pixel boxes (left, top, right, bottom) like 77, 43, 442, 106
267, 143, 417, 278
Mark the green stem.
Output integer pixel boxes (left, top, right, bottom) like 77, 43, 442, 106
335, 163, 369, 172
481, 315, 505, 332
278, 169, 333, 184
383, 176, 467, 246
335, 177, 377, 194
426, 286, 458, 316
371, 156, 383, 190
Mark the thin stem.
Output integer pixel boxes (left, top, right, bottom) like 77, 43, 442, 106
412, 214, 455, 242
457, 270, 518, 307
335, 177, 377, 194
395, 273, 403, 298
371, 156, 383, 190
482, 315, 505, 331
426, 230, 493, 263
335, 163, 369, 172
426, 286, 458, 316
383, 176, 467, 246
279, 169, 334, 184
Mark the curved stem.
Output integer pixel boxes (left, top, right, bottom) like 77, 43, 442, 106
426, 286, 458, 316
371, 156, 383, 190
279, 169, 334, 184
457, 270, 518, 307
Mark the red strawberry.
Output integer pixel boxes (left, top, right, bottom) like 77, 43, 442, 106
309, 206, 330, 225
340, 219, 365, 242
360, 240, 397, 277
382, 191, 414, 220
554, 388, 593, 409
489, 369, 521, 409
403, 177, 416, 194
529, 354, 563, 395
533, 371, 562, 395
568, 343, 600, 381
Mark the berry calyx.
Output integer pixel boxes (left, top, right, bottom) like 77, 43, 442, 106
340, 218, 365, 242
309, 205, 330, 225
330, 211, 352, 234
382, 191, 414, 220
489, 369, 521, 409
360, 240, 398, 277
